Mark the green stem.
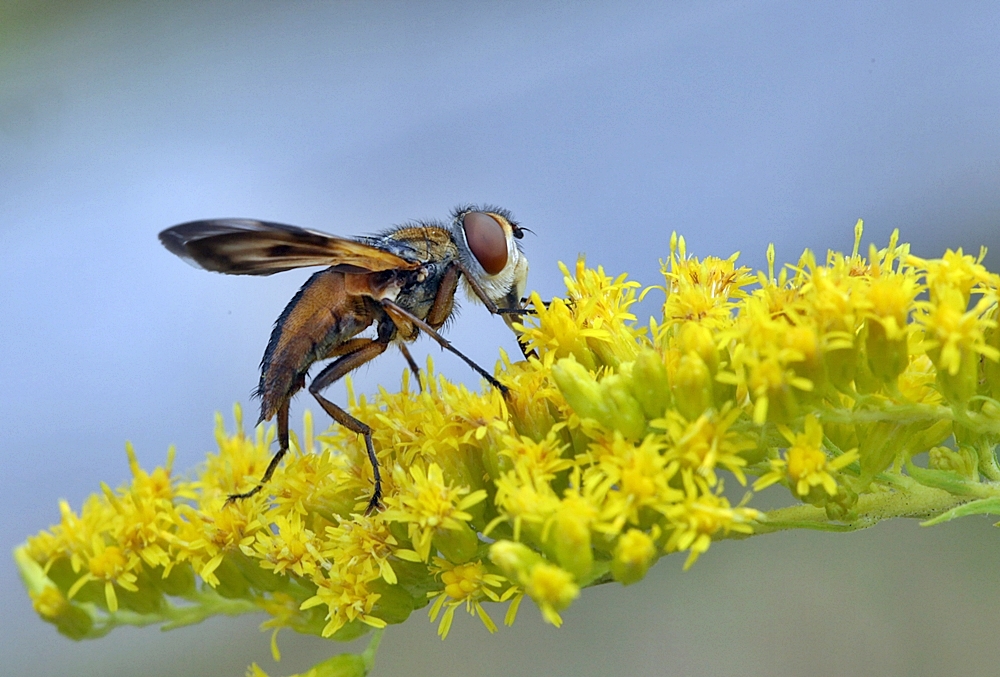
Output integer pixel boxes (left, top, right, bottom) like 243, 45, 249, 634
85, 587, 261, 639
748, 480, 985, 536
361, 628, 384, 673
978, 442, 1000, 482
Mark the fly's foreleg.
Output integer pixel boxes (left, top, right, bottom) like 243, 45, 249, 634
382, 297, 509, 396
454, 262, 531, 318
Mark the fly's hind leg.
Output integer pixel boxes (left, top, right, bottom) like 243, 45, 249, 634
309, 337, 391, 514
226, 399, 291, 504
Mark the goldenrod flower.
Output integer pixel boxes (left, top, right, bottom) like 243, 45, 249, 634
300, 570, 387, 638
381, 463, 487, 563
662, 472, 759, 570
18, 224, 1000, 675
427, 558, 514, 638
754, 415, 858, 500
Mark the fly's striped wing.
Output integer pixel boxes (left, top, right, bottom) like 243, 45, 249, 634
159, 219, 419, 275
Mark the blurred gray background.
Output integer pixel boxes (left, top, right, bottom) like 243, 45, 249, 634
4, 2, 1000, 676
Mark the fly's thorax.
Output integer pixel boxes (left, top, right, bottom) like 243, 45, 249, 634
450, 206, 528, 308
373, 224, 457, 264
396, 260, 451, 318
343, 268, 406, 303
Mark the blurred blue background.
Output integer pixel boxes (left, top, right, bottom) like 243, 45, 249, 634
4, 2, 1000, 675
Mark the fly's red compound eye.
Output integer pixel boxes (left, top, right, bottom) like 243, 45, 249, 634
462, 211, 508, 275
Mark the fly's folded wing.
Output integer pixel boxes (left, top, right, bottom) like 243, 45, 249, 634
159, 219, 419, 275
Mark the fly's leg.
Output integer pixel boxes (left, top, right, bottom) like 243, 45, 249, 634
226, 400, 291, 503
381, 298, 509, 396
397, 342, 422, 392
309, 337, 391, 514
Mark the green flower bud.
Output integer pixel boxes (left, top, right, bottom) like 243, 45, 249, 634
823, 421, 859, 461
985, 312, 1000, 398
114, 567, 163, 615
629, 348, 672, 419
610, 529, 656, 586
156, 562, 196, 597
232, 549, 286, 593
981, 400, 1000, 422
936, 348, 978, 404
301, 653, 368, 677
552, 358, 646, 439
550, 511, 593, 581
823, 483, 858, 521
857, 421, 905, 487
212, 553, 251, 599
677, 322, 718, 374
388, 557, 436, 593
825, 345, 858, 391
854, 330, 881, 395
786, 325, 825, 399
552, 357, 607, 422
330, 619, 373, 643
928, 445, 977, 478
600, 373, 647, 440
866, 321, 908, 386
673, 353, 713, 420
15, 546, 97, 639
54, 602, 95, 640
489, 540, 543, 584
368, 580, 416, 625
433, 523, 480, 564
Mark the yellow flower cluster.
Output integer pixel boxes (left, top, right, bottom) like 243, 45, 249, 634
18, 223, 1000, 676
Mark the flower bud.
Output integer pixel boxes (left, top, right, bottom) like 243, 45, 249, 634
489, 540, 543, 583
15, 546, 96, 639
629, 348, 672, 419
369, 579, 417, 625
928, 445, 977, 478
433, 523, 480, 564
673, 353, 713, 420
47, 595, 94, 640
677, 322, 718, 374
824, 345, 858, 391
785, 325, 825, 397
114, 567, 164, 615
866, 321, 908, 385
156, 562, 196, 597
265, 653, 367, 677
232, 549, 286, 593
552, 357, 607, 422
552, 358, 645, 439
936, 348, 978, 404
853, 343, 881, 395
212, 554, 252, 599
823, 483, 858, 521
857, 421, 905, 487
984, 311, 1000, 398
610, 529, 656, 586
550, 510, 593, 581
600, 373, 647, 440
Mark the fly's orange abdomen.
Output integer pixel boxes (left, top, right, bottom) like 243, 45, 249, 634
256, 268, 373, 420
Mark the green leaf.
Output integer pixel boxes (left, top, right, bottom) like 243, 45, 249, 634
921, 497, 1000, 526
904, 458, 987, 497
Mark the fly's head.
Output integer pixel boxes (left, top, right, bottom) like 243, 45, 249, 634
449, 205, 529, 313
